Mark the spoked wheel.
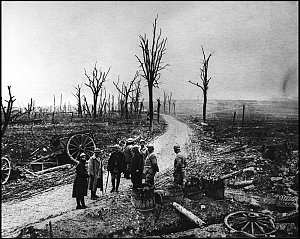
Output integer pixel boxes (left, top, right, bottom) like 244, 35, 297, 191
1, 156, 12, 185
224, 211, 278, 237
66, 134, 96, 163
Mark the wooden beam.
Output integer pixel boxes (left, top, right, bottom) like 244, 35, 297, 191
35, 164, 72, 175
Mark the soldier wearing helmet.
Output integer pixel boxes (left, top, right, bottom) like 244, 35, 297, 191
139, 139, 149, 180
144, 144, 159, 187
173, 144, 187, 186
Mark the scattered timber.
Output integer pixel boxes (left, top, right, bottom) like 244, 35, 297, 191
35, 164, 72, 175
19, 167, 39, 177
218, 145, 248, 155
172, 202, 206, 227
220, 167, 255, 180
229, 180, 254, 188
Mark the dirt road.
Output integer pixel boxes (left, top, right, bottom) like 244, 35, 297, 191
1, 114, 193, 238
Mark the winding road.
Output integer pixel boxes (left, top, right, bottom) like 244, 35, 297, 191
1, 114, 193, 238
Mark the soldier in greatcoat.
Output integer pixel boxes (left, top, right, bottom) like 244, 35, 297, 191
72, 153, 89, 209
123, 138, 134, 179
131, 145, 144, 189
88, 148, 104, 199
144, 144, 159, 187
107, 144, 126, 193
173, 144, 187, 186
139, 139, 148, 180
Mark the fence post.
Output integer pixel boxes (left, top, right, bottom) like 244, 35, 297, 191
232, 111, 236, 129
52, 112, 55, 124
242, 104, 245, 128
49, 221, 53, 238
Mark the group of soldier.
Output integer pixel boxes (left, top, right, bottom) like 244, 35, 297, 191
72, 138, 187, 209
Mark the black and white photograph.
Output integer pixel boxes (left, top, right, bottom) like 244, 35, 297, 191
1, 1, 298, 238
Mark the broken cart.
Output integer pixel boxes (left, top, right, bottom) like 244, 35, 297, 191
50, 129, 96, 164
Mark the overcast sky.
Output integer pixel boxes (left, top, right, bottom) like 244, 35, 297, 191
2, 1, 298, 107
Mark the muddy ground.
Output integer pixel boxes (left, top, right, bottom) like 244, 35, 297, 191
1, 111, 299, 238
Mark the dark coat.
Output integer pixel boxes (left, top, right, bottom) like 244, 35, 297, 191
131, 151, 144, 188
124, 145, 133, 168
173, 152, 187, 186
131, 151, 144, 174
72, 162, 89, 198
107, 151, 126, 174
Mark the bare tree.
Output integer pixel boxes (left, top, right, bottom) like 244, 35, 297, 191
173, 100, 176, 115
157, 98, 161, 123
98, 87, 107, 117
59, 93, 63, 112
113, 71, 139, 119
129, 78, 142, 116
84, 62, 111, 118
134, 79, 142, 115
163, 91, 167, 113
188, 46, 212, 123
1, 86, 23, 137
167, 92, 172, 114
139, 98, 144, 116
53, 94, 56, 113
135, 15, 168, 132
24, 98, 35, 119
72, 84, 83, 117
83, 95, 91, 118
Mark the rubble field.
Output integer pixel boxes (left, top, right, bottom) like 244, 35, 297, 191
1, 105, 299, 238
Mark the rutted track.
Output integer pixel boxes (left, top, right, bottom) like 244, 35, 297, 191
1, 114, 193, 238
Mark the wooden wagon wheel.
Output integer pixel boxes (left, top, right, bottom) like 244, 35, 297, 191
224, 211, 278, 237
1, 156, 12, 185
66, 134, 96, 163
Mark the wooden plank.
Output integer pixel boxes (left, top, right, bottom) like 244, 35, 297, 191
19, 167, 40, 177
35, 164, 72, 175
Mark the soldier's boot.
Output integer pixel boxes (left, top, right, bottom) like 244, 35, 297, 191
116, 177, 121, 192
91, 190, 98, 199
110, 178, 115, 193
76, 198, 82, 209
80, 197, 87, 208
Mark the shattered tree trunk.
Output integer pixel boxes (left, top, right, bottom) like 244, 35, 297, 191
172, 202, 206, 227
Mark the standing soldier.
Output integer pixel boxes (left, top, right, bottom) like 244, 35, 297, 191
72, 153, 89, 209
139, 139, 149, 159
139, 139, 148, 181
88, 148, 104, 199
173, 144, 187, 186
107, 144, 126, 193
124, 138, 134, 179
131, 145, 144, 189
144, 144, 159, 187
